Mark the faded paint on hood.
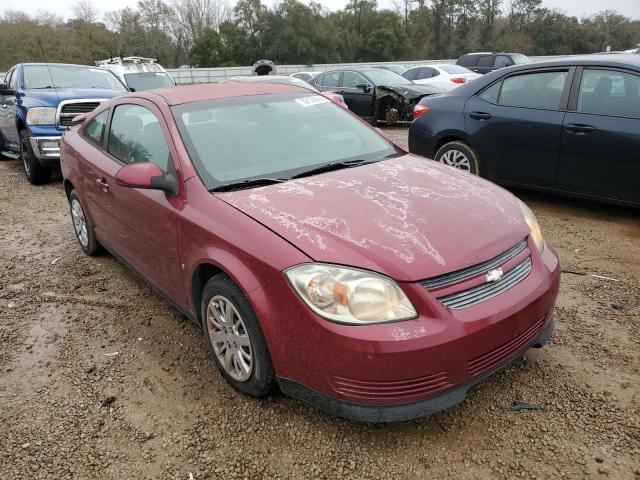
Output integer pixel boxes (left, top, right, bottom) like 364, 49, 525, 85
218, 155, 529, 282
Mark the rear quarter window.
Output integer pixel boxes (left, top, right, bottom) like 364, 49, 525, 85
457, 55, 478, 67
83, 110, 108, 147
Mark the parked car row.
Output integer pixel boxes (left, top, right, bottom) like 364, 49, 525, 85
4, 51, 635, 423
287, 53, 531, 124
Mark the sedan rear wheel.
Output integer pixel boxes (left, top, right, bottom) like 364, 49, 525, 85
201, 274, 275, 397
68, 190, 102, 256
435, 141, 480, 175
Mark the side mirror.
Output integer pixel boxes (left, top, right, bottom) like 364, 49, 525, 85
129, 87, 136, 92
0, 83, 15, 96
115, 162, 178, 196
356, 83, 371, 93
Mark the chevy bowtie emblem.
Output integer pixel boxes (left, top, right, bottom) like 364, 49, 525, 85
486, 268, 504, 282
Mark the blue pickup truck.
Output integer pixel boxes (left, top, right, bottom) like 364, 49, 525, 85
0, 63, 128, 184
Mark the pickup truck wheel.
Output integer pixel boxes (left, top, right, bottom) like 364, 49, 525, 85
68, 190, 102, 256
202, 274, 276, 397
20, 130, 51, 185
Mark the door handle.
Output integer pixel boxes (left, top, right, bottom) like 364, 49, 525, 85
96, 177, 110, 190
469, 111, 492, 120
1, 104, 7, 108
565, 123, 595, 134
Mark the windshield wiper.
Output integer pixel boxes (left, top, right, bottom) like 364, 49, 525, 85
290, 159, 372, 180
210, 177, 287, 192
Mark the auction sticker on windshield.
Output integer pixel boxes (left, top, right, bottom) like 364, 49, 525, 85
295, 96, 330, 107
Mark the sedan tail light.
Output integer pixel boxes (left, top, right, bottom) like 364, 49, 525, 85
450, 77, 466, 84
413, 104, 430, 121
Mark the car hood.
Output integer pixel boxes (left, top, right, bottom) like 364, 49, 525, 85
23, 88, 125, 106
218, 156, 530, 282
377, 84, 441, 98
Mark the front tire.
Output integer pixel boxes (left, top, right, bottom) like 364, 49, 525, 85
202, 274, 275, 397
20, 130, 51, 184
68, 190, 102, 256
434, 141, 480, 175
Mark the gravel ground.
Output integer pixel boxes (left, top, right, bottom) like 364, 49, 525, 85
0, 128, 639, 480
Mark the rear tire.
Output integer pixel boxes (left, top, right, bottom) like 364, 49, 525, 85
20, 130, 51, 184
434, 141, 480, 175
201, 274, 276, 397
68, 190, 102, 256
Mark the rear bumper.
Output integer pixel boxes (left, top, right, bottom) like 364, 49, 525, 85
279, 316, 554, 423
408, 122, 439, 157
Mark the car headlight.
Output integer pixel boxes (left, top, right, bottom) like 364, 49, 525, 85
519, 200, 545, 252
26, 107, 57, 125
285, 264, 417, 325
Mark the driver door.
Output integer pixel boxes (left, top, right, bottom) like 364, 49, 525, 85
339, 71, 374, 118
83, 99, 187, 304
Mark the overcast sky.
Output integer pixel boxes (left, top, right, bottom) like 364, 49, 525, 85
2, 0, 639, 20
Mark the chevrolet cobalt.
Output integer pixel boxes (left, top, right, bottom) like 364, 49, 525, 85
61, 83, 560, 422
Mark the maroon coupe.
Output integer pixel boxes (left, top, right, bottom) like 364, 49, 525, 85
60, 82, 560, 422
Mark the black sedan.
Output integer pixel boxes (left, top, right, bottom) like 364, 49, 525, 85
312, 68, 441, 125
409, 54, 640, 207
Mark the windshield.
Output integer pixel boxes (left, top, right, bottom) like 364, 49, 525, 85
440, 65, 473, 75
511, 54, 530, 65
364, 69, 413, 86
23, 65, 127, 91
124, 72, 175, 91
172, 93, 397, 189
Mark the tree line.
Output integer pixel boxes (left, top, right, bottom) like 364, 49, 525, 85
1, 0, 639, 71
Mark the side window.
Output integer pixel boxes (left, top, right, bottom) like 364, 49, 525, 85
498, 71, 569, 110
577, 69, 640, 118
108, 104, 172, 173
477, 56, 494, 68
494, 56, 512, 68
478, 82, 501, 103
418, 67, 435, 79
404, 69, 418, 81
342, 71, 368, 89
458, 55, 477, 67
83, 110, 108, 147
319, 72, 340, 88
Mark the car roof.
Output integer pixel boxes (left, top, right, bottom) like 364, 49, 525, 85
20, 63, 101, 68
509, 53, 640, 70
136, 82, 311, 106
408, 64, 454, 69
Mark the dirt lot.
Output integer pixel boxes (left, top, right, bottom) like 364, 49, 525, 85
1, 128, 638, 480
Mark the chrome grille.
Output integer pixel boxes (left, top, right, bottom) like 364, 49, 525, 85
56, 99, 106, 127
421, 239, 527, 290
438, 257, 532, 309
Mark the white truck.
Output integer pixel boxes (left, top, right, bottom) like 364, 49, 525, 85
95, 57, 175, 91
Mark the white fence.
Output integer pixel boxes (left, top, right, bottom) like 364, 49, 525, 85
165, 56, 566, 85
0, 55, 568, 86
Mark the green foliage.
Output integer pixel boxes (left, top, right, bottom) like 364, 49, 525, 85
1, 1, 639, 71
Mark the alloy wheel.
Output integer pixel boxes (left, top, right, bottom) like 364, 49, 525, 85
439, 149, 472, 172
206, 295, 253, 382
71, 198, 89, 248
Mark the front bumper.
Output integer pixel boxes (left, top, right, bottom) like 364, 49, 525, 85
29, 136, 61, 163
249, 239, 560, 422
279, 316, 554, 422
